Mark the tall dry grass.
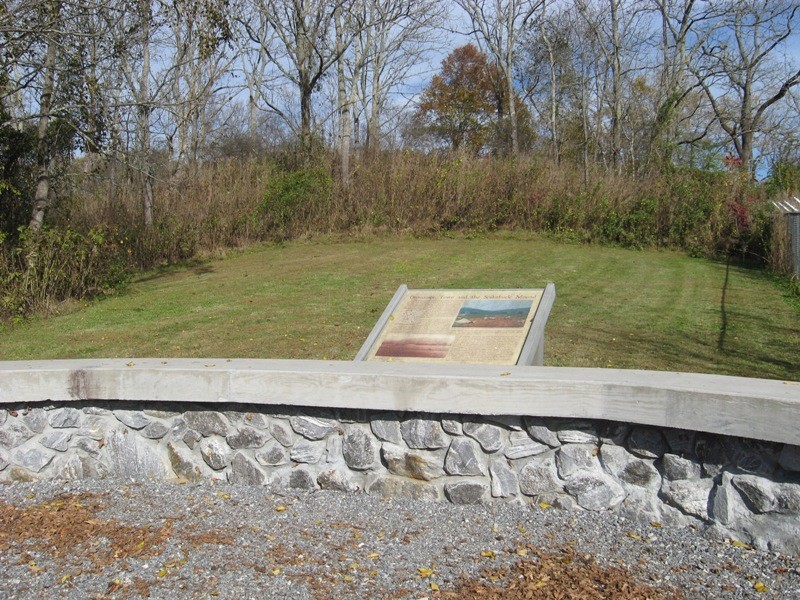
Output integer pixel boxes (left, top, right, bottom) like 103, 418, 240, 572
2, 149, 784, 321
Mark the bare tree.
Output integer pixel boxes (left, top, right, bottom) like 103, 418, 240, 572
456, 0, 544, 156
692, 0, 800, 173
240, 0, 354, 157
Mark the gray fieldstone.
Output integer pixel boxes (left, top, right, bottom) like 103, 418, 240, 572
504, 431, 549, 460
518, 453, 563, 497
600, 444, 660, 489
290, 416, 338, 440
489, 459, 518, 498
255, 442, 289, 467
734, 452, 772, 476
243, 412, 269, 429
74, 436, 102, 457
141, 422, 169, 440
40, 431, 72, 452
104, 429, 167, 480
381, 443, 444, 481
167, 441, 208, 482
463, 422, 504, 453
84, 407, 111, 416
486, 415, 523, 431
0, 421, 34, 449
183, 429, 202, 449
695, 436, 730, 476
367, 476, 440, 502
0, 448, 8, 471
401, 418, 449, 449
599, 423, 631, 446
556, 444, 599, 478
184, 411, 229, 437
732, 475, 800, 515
662, 478, 714, 519
664, 429, 696, 456
326, 433, 343, 464
113, 410, 151, 430
0, 410, 6, 427
171, 418, 188, 439
444, 438, 485, 476
370, 415, 402, 444
779, 445, 800, 472
556, 422, 598, 444
15, 447, 54, 473
269, 421, 295, 446
226, 426, 270, 449
290, 440, 326, 464
22, 409, 47, 434
318, 468, 358, 492
143, 409, 178, 418
523, 418, 561, 447
229, 453, 266, 486
712, 472, 752, 527
564, 472, 626, 511
201, 439, 229, 471
80, 416, 106, 440
445, 481, 487, 505
441, 419, 463, 436
342, 427, 377, 470
287, 468, 317, 490
56, 454, 87, 480
49, 407, 82, 428
662, 453, 702, 481
627, 427, 668, 458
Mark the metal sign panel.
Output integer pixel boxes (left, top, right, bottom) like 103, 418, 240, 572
355, 285, 556, 366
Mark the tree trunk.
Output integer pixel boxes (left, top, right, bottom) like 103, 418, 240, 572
335, 10, 351, 186
139, 0, 154, 228
29, 6, 59, 232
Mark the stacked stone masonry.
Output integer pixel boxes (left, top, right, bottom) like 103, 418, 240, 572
1, 402, 799, 555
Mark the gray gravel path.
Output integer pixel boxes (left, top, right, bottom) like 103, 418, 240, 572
1, 479, 798, 599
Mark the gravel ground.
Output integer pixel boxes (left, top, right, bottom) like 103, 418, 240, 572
1, 479, 798, 599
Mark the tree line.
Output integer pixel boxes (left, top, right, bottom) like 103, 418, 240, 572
1, 0, 799, 237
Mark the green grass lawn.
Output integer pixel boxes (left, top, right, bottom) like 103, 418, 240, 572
1, 233, 798, 381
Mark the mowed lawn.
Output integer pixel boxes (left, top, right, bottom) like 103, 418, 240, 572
1, 233, 798, 381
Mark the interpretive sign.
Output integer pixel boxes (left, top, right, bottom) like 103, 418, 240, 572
355, 284, 556, 366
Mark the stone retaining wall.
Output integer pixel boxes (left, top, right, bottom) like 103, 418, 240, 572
1, 401, 799, 555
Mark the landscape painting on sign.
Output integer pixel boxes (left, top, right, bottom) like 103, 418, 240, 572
375, 334, 453, 358
452, 299, 533, 328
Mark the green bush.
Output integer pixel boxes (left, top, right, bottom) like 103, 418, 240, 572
0, 226, 128, 321
260, 167, 333, 234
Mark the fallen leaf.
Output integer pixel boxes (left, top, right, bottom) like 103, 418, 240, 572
343, 575, 354, 583
275, 505, 287, 512
650, 521, 662, 528
215, 492, 231, 500
271, 568, 282, 576
28, 561, 42, 573
418, 567, 434, 577
156, 567, 168, 578
367, 553, 380, 559
626, 532, 642, 540
126, 362, 135, 367
753, 581, 768, 593
516, 548, 528, 556
538, 501, 552, 509
430, 582, 440, 591
500, 371, 511, 376
480, 550, 496, 559
731, 540, 753, 550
